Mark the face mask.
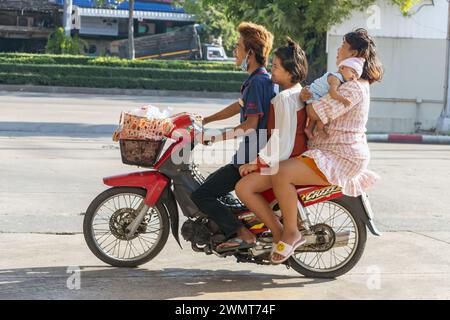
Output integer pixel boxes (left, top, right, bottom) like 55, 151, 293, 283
240, 51, 251, 72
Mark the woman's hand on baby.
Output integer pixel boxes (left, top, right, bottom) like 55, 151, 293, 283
239, 163, 259, 177
316, 121, 329, 137
300, 86, 312, 102
341, 97, 352, 107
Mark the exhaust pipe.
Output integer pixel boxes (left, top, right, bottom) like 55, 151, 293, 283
334, 230, 351, 247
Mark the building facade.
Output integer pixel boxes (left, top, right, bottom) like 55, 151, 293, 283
59, 0, 195, 56
0, 0, 195, 55
0, 0, 60, 52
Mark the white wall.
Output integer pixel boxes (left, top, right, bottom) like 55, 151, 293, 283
329, 0, 448, 39
327, 0, 448, 133
80, 16, 119, 36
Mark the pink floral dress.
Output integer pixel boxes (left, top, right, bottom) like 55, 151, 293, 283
302, 80, 379, 196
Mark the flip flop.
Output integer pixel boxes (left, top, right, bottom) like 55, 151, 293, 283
215, 237, 256, 253
270, 242, 277, 257
271, 236, 307, 265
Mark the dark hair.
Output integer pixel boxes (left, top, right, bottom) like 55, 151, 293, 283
238, 22, 274, 67
344, 28, 383, 84
273, 37, 308, 84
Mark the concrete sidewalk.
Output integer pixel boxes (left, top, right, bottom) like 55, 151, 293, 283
0, 231, 449, 300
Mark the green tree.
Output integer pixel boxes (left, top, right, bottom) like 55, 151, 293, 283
182, 1, 239, 56
45, 27, 83, 55
392, 0, 422, 14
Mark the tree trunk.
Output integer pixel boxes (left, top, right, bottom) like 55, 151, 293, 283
128, 0, 135, 60
63, 0, 73, 37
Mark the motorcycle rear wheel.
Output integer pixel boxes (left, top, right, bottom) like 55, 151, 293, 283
288, 196, 367, 278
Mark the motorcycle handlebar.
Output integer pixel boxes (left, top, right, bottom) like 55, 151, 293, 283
166, 113, 228, 146
166, 114, 210, 146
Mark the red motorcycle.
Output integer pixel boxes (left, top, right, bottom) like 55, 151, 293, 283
83, 112, 380, 278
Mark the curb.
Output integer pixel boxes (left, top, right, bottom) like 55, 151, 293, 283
0, 84, 240, 100
368, 134, 450, 145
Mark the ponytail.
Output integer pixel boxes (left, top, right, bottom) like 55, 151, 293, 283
344, 28, 383, 84
274, 37, 308, 84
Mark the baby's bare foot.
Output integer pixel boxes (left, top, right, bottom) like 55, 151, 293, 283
304, 128, 314, 140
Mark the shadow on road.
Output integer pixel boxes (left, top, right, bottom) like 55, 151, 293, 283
0, 266, 334, 299
0, 122, 116, 138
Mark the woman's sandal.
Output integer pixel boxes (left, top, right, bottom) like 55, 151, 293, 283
271, 236, 307, 265
270, 242, 277, 257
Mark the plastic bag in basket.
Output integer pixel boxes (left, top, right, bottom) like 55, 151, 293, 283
112, 105, 175, 142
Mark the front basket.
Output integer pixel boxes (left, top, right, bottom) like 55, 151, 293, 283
119, 139, 165, 168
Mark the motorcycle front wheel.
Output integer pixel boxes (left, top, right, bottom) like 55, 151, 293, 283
83, 187, 170, 267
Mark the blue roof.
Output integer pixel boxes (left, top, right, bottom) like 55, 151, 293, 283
56, 1, 185, 13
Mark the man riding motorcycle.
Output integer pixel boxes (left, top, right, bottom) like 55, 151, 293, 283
191, 22, 276, 252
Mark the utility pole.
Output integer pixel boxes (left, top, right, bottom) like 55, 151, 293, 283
63, 0, 73, 37
437, 0, 450, 134
128, 0, 135, 60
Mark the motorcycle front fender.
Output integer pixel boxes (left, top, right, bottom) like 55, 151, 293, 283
157, 185, 182, 248
103, 171, 169, 206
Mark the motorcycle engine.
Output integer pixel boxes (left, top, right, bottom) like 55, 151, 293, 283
181, 218, 226, 246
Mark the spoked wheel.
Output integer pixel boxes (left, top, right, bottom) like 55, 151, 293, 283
288, 196, 367, 278
83, 187, 170, 267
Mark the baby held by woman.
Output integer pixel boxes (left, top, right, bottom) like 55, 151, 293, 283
303, 57, 365, 139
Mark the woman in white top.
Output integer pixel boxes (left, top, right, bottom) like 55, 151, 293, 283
217, 38, 309, 251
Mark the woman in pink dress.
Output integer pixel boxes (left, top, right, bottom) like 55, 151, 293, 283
269, 28, 384, 264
